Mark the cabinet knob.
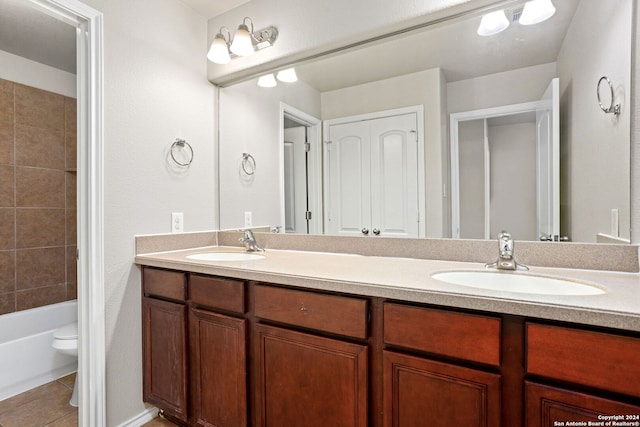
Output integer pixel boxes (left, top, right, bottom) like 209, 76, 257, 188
361, 228, 369, 235
373, 228, 380, 236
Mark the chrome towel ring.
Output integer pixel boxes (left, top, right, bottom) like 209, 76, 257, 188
170, 138, 194, 167
241, 153, 256, 175
597, 76, 621, 115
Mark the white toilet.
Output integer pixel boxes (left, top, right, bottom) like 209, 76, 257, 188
52, 322, 78, 407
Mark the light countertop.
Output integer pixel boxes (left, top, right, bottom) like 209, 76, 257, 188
135, 245, 640, 332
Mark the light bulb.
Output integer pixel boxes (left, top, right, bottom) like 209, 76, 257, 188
477, 10, 510, 36
207, 35, 230, 64
276, 68, 297, 83
230, 24, 254, 56
519, 0, 556, 26
257, 74, 277, 88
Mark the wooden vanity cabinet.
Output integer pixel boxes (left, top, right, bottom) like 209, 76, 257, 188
252, 284, 369, 427
525, 322, 640, 426
383, 303, 503, 427
142, 267, 189, 423
140, 267, 640, 427
189, 275, 247, 427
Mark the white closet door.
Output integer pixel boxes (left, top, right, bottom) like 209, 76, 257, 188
283, 126, 308, 234
370, 113, 419, 237
326, 121, 371, 236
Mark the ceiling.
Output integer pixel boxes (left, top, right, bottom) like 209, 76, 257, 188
295, 0, 580, 92
0, 0, 76, 73
0, 0, 248, 74
0, 0, 578, 92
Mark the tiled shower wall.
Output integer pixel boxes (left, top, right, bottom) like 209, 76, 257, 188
0, 78, 77, 314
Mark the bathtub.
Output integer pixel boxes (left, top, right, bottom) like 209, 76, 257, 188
0, 300, 77, 401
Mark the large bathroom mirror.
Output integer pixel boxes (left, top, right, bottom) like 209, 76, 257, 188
218, 0, 632, 244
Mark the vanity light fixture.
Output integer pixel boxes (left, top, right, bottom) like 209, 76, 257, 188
519, 0, 556, 25
257, 68, 298, 88
207, 27, 232, 64
276, 68, 297, 83
477, 9, 510, 36
257, 74, 277, 87
207, 17, 278, 64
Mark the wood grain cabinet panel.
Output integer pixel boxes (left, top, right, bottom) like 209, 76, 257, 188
142, 296, 189, 422
526, 323, 640, 398
254, 324, 368, 427
189, 308, 247, 427
253, 284, 368, 339
383, 350, 501, 427
143, 267, 186, 301
525, 382, 640, 427
384, 303, 501, 366
190, 274, 245, 313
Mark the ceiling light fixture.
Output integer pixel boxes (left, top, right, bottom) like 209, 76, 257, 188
207, 17, 278, 64
519, 0, 556, 25
276, 68, 297, 83
257, 74, 277, 88
477, 10, 510, 36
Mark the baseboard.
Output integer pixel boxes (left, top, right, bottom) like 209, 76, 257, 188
116, 407, 159, 427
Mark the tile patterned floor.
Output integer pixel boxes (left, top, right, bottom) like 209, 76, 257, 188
0, 374, 179, 427
0, 373, 77, 427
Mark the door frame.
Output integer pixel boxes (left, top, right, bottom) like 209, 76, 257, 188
323, 105, 426, 237
279, 103, 322, 234
450, 101, 539, 239
27, 0, 105, 425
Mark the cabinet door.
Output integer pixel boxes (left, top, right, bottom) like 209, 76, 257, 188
525, 382, 640, 427
383, 351, 501, 427
254, 324, 368, 427
142, 297, 188, 422
189, 308, 247, 427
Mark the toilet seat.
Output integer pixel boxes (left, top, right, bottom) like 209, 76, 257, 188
54, 323, 78, 340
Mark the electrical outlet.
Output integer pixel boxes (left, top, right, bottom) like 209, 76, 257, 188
244, 211, 252, 228
172, 212, 184, 233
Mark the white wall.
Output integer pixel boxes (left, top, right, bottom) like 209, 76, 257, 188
321, 68, 447, 237
0, 50, 76, 98
447, 62, 556, 114
488, 121, 537, 241
557, 0, 631, 243
458, 120, 485, 239
219, 78, 321, 230
78, 0, 216, 425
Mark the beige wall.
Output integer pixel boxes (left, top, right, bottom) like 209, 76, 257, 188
219, 79, 321, 230
321, 68, 447, 237
79, 0, 217, 424
447, 62, 557, 114
557, 0, 631, 243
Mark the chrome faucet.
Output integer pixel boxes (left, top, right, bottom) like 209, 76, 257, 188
486, 231, 527, 271
239, 229, 264, 252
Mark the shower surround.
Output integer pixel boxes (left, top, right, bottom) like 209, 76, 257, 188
0, 78, 77, 314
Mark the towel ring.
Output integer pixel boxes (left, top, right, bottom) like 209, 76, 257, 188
241, 153, 256, 175
170, 138, 193, 167
597, 76, 621, 115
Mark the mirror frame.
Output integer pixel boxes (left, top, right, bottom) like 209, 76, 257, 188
27, 0, 105, 425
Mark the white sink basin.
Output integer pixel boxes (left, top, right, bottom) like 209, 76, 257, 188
186, 252, 265, 262
431, 271, 605, 296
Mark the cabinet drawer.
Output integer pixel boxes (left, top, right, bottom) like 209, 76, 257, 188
143, 267, 186, 302
526, 323, 640, 397
190, 274, 245, 313
384, 303, 501, 366
253, 285, 368, 339
525, 381, 640, 427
